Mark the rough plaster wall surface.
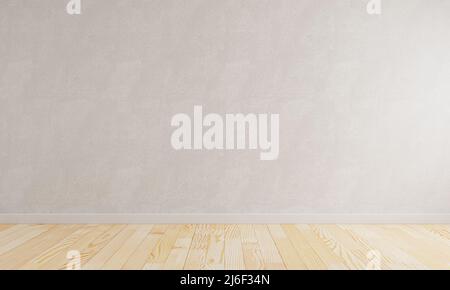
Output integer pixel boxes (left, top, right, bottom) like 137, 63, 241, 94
1, 0, 449, 214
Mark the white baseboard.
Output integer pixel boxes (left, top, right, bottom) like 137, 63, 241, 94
0, 214, 449, 224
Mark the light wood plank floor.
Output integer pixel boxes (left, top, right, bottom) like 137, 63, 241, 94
0, 224, 449, 270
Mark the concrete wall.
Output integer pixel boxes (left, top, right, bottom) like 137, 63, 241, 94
1, 0, 449, 218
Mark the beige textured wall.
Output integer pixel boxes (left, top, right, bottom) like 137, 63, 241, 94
1, 0, 450, 214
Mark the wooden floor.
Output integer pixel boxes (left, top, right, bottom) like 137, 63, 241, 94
0, 224, 449, 270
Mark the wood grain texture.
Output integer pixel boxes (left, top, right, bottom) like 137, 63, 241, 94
224, 225, 245, 270
0, 224, 449, 270
143, 225, 180, 269
0, 225, 51, 257
20, 224, 99, 269
0, 225, 12, 232
254, 225, 285, 269
239, 224, 265, 270
206, 225, 225, 270
268, 224, 306, 269
184, 224, 209, 270
0, 225, 78, 269
163, 225, 195, 270
122, 225, 167, 269
282, 225, 326, 269
102, 225, 153, 270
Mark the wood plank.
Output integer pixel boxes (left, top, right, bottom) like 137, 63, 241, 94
406, 225, 450, 256
205, 225, 225, 270
253, 225, 285, 269
143, 225, 180, 269
163, 225, 195, 270
312, 225, 379, 270
82, 225, 136, 269
122, 225, 168, 269
344, 225, 426, 270
423, 225, 450, 242
77, 224, 126, 268
49, 224, 112, 270
296, 225, 348, 269
0, 225, 79, 269
282, 225, 326, 270
0, 225, 13, 233
102, 225, 153, 269
0, 224, 30, 241
374, 225, 450, 269
224, 225, 245, 270
184, 225, 209, 270
20, 225, 98, 269
0, 225, 52, 256
268, 224, 307, 269
239, 225, 264, 270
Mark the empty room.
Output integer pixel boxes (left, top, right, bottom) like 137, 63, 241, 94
0, 0, 449, 277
